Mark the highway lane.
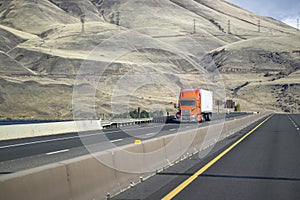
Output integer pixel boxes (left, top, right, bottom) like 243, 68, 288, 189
113, 114, 300, 200
0, 122, 206, 173
0, 113, 248, 173
171, 114, 300, 200
0, 123, 182, 161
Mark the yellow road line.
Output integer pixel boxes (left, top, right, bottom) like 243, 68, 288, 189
162, 114, 273, 200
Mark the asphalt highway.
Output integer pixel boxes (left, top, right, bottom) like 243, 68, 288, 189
113, 114, 300, 200
0, 113, 247, 174
0, 123, 178, 173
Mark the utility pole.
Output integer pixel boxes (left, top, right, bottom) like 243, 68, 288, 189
258, 19, 261, 33
227, 20, 231, 34
297, 18, 299, 31
137, 107, 141, 118
216, 100, 222, 114
116, 11, 120, 26
80, 14, 86, 34
193, 19, 196, 34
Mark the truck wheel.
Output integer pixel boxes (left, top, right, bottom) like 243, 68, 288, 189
207, 115, 211, 121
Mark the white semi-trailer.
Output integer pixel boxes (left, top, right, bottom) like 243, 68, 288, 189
174, 89, 213, 122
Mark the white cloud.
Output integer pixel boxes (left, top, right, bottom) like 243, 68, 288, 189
282, 17, 299, 29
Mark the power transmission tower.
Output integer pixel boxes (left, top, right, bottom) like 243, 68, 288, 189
116, 11, 120, 26
258, 20, 261, 32
193, 19, 196, 34
227, 20, 231, 34
81, 14, 86, 34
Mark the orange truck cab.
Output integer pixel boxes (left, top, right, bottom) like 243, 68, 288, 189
174, 89, 213, 122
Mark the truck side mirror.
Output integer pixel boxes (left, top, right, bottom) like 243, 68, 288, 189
174, 103, 177, 108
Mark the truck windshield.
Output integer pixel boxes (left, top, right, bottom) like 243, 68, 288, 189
180, 101, 195, 106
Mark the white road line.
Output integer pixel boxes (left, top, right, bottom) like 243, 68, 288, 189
0, 136, 79, 149
46, 149, 69, 155
110, 139, 123, 143
121, 124, 166, 132
146, 132, 156, 136
169, 129, 176, 131
287, 115, 299, 132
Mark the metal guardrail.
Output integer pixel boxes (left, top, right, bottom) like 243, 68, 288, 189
101, 116, 179, 129
101, 118, 153, 129
101, 113, 252, 129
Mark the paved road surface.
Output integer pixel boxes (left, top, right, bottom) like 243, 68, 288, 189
0, 113, 248, 173
0, 123, 181, 173
113, 114, 300, 200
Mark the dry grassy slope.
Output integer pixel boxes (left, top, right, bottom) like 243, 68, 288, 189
0, 52, 32, 75
207, 34, 300, 113
49, 0, 104, 22
0, 0, 299, 119
0, 77, 73, 119
0, 0, 79, 34
209, 35, 300, 73
0, 28, 26, 52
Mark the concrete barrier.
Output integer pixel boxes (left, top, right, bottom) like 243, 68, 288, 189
0, 120, 102, 141
65, 153, 118, 200
163, 133, 184, 164
0, 112, 271, 200
0, 118, 154, 141
112, 144, 150, 194
143, 137, 170, 172
0, 162, 70, 200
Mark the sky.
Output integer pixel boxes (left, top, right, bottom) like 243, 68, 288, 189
226, 0, 300, 28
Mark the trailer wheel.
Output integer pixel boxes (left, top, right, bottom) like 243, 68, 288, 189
203, 113, 211, 121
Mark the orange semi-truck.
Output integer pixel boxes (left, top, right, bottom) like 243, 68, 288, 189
174, 89, 213, 122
